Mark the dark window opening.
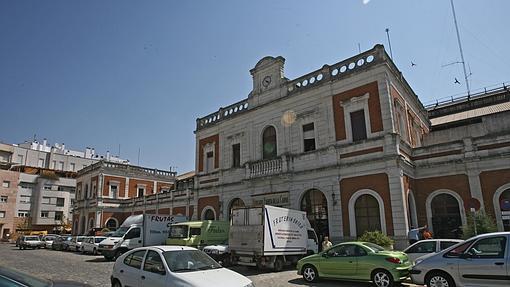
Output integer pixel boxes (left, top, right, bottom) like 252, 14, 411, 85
262, 126, 277, 159
232, 143, 240, 168
303, 123, 316, 152
350, 110, 367, 142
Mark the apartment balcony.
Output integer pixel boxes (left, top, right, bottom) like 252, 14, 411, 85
246, 155, 288, 179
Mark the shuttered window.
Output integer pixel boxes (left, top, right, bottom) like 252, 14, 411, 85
350, 110, 367, 141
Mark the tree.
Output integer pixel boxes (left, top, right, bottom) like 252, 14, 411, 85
462, 210, 497, 239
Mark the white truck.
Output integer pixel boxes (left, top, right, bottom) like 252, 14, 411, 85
99, 214, 186, 261
229, 205, 318, 271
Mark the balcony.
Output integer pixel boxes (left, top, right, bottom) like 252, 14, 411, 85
246, 156, 288, 179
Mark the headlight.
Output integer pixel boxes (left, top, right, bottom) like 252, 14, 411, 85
244, 283, 255, 287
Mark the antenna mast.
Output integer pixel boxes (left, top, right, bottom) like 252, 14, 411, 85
385, 28, 394, 60
450, 0, 471, 97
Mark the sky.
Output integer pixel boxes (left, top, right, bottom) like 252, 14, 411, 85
0, 0, 508, 173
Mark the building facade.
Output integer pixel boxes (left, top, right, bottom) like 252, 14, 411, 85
0, 170, 19, 240
72, 161, 179, 234
193, 45, 510, 248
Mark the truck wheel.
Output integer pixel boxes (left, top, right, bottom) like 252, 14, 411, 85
302, 265, 318, 282
273, 257, 284, 272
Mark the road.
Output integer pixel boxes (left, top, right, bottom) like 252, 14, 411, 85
0, 243, 421, 287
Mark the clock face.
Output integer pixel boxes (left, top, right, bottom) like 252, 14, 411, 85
262, 76, 271, 87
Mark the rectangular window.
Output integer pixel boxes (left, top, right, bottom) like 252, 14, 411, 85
40, 211, 49, 218
17, 211, 30, 217
54, 211, 63, 221
19, 195, 31, 203
0, 196, 7, 203
41, 197, 51, 204
138, 187, 145, 197
70, 163, 76, 172
232, 144, 240, 168
110, 185, 118, 199
205, 151, 214, 172
302, 123, 316, 152
51, 160, 56, 169
44, 185, 52, 190
56, 198, 65, 207
58, 161, 64, 170
350, 110, 367, 142
2, 181, 10, 188
38, 158, 44, 168
0, 211, 5, 218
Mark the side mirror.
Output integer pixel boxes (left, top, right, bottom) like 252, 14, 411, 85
322, 252, 328, 258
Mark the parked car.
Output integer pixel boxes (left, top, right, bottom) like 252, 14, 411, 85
410, 231, 510, 287
403, 239, 462, 263
203, 240, 231, 266
41, 235, 57, 249
52, 235, 73, 251
111, 246, 254, 287
68, 236, 85, 251
18, 235, 43, 250
297, 241, 411, 287
0, 266, 90, 286
81, 236, 107, 255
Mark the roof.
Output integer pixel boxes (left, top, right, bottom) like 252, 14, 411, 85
177, 171, 195, 180
150, 245, 197, 252
430, 101, 510, 126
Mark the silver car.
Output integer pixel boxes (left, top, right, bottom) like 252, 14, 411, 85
410, 232, 510, 287
404, 239, 462, 263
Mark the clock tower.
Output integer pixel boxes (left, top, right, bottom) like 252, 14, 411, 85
249, 56, 286, 105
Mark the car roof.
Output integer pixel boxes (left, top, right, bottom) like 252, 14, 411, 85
143, 245, 198, 252
470, 231, 510, 240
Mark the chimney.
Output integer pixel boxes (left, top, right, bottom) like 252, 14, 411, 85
43, 138, 47, 147
106, 151, 110, 161
62, 143, 65, 151
91, 148, 95, 155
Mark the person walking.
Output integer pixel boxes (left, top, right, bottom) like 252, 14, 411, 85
408, 225, 427, 245
322, 236, 332, 251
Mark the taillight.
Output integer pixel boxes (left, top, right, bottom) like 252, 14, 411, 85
385, 257, 402, 264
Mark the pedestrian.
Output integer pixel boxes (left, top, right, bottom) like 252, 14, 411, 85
422, 227, 433, 240
408, 225, 427, 245
322, 236, 332, 251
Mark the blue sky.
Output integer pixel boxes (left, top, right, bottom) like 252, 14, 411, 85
0, 0, 508, 173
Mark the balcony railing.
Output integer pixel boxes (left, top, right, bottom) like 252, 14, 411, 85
246, 156, 287, 179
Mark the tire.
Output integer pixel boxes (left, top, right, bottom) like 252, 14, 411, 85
19, 246, 22, 250
426, 271, 456, 287
112, 279, 122, 287
302, 265, 318, 283
273, 257, 284, 272
372, 269, 394, 287
114, 249, 125, 260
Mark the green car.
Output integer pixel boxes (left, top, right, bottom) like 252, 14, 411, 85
297, 241, 411, 287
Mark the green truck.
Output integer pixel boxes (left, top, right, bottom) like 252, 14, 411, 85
166, 220, 229, 249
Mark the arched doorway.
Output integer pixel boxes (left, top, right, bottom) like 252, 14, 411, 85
105, 218, 118, 230
202, 208, 215, 220
262, 126, 277, 159
430, 193, 462, 238
354, 194, 382, 236
499, 188, 510, 231
300, 189, 328, 247
228, 198, 245, 219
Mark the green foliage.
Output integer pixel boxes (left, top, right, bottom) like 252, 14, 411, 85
462, 210, 497, 239
358, 230, 394, 249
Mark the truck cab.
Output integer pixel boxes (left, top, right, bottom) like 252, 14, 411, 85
166, 221, 229, 249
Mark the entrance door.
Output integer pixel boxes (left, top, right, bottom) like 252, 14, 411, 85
431, 194, 462, 238
300, 189, 329, 250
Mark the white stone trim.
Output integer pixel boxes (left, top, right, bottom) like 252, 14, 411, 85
108, 181, 120, 198
493, 183, 510, 231
203, 143, 216, 172
348, 189, 387, 237
299, 120, 318, 153
201, 205, 216, 220
425, 189, 467, 233
340, 93, 372, 142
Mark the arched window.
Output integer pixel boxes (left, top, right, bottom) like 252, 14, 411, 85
262, 126, 277, 159
229, 198, 245, 219
301, 189, 329, 247
355, 194, 381, 236
203, 209, 215, 220
499, 188, 510, 231
431, 193, 462, 238
105, 218, 118, 230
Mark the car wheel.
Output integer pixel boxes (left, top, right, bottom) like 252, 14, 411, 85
302, 265, 318, 283
114, 250, 125, 260
111, 279, 122, 287
372, 269, 394, 287
426, 271, 456, 287
19, 246, 22, 250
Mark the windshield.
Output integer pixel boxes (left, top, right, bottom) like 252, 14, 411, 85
44, 236, 55, 241
76, 237, 84, 242
362, 242, 385, 252
95, 237, 106, 243
111, 226, 129, 237
26, 236, 39, 241
169, 225, 188, 238
163, 250, 221, 272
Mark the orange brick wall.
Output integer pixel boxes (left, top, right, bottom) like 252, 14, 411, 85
480, 169, 510, 219
103, 176, 126, 197
198, 196, 220, 219
128, 179, 154, 197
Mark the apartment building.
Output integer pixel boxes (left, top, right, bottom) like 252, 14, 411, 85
0, 169, 19, 240
192, 44, 510, 248
72, 161, 178, 234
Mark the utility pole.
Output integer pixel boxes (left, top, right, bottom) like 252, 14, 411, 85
450, 0, 471, 98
